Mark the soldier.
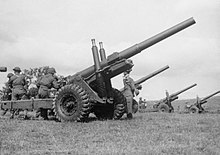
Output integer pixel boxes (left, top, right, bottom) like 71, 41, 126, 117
8, 67, 29, 119
165, 90, 174, 112
143, 99, 147, 107
138, 97, 143, 109
4, 73, 14, 100
123, 68, 139, 119
36, 67, 59, 120
196, 95, 204, 113
1, 73, 14, 116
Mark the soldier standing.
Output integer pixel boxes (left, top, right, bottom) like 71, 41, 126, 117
123, 69, 139, 119
8, 67, 28, 119
4, 73, 14, 100
1, 73, 14, 116
138, 97, 143, 109
36, 67, 59, 120
165, 90, 174, 112
196, 95, 204, 113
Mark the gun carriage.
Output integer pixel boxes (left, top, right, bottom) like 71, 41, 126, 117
185, 91, 220, 113
153, 84, 197, 112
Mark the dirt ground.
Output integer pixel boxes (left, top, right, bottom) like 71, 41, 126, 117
0, 97, 220, 155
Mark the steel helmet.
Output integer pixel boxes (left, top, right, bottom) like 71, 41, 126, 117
13, 67, 21, 72
7, 73, 14, 78
47, 68, 56, 74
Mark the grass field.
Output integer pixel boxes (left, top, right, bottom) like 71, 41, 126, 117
1, 96, 220, 155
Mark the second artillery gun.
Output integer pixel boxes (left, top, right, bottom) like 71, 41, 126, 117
153, 84, 197, 113
0, 18, 195, 122
185, 91, 220, 113
120, 65, 170, 114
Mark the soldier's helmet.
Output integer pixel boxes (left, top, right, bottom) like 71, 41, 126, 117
124, 59, 133, 75
47, 68, 56, 74
13, 67, 21, 72
7, 73, 14, 78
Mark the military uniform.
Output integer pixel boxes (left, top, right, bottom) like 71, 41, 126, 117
37, 71, 59, 98
196, 96, 204, 113
165, 90, 174, 112
123, 71, 139, 119
36, 68, 59, 119
4, 73, 14, 100
1, 73, 14, 116
8, 67, 28, 119
8, 68, 27, 100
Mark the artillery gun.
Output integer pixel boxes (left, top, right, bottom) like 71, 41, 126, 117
0, 18, 195, 122
120, 65, 170, 114
185, 91, 220, 113
153, 83, 197, 113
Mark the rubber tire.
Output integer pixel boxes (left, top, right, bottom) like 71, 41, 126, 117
132, 99, 138, 114
189, 106, 198, 114
53, 84, 91, 122
158, 103, 170, 113
93, 88, 126, 120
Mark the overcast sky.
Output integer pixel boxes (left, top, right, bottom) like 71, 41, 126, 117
0, 0, 219, 100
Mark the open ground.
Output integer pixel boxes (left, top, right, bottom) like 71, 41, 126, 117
0, 96, 220, 155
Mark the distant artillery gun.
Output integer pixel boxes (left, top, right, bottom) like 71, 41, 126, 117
120, 65, 170, 113
185, 91, 220, 113
153, 84, 197, 113
0, 18, 195, 122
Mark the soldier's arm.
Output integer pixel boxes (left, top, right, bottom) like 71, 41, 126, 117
23, 75, 29, 88
7, 78, 13, 88
129, 78, 139, 96
36, 77, 41, 88
52, 78, 59, 89
129, 78, 136, 91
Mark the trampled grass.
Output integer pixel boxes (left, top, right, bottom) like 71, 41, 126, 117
0, 97, 220, 154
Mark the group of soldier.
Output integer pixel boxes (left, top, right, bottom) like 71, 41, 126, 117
1, 64, 143, 120
2, 66, 60, 120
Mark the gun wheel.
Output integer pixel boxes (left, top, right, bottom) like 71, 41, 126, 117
132, 99, 138, 114
53, 84, 91, 122
93, 88, 126, 120
158, 103, 170, 113
189, 107, 198, 114
112, 88, 126, 120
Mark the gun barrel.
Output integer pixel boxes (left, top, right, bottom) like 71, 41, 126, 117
0, 67, 7, 72
170, 83, 197, 97
201, 91, 220, 102
134, 65, 169, 86
77, 18, 195, 78
119, 18, 195, 59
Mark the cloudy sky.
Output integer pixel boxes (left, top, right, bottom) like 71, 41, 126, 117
0, 0, 219, 100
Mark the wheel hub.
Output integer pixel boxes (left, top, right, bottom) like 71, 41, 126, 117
60, 96, 78, 116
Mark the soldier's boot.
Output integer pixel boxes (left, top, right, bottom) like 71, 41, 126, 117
35, 109, 41, 118
41, 109, 49, 120
127, 113, 133, 119
23, 110, 30, 120
48, 109, 55, 116
10, 111, 15, 119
